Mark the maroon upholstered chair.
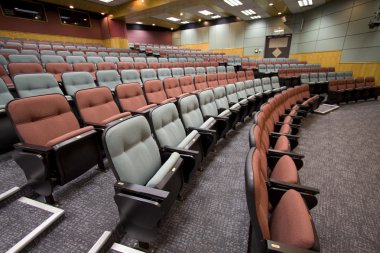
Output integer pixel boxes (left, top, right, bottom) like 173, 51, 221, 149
237, 71, 246, 82
344, 78, 356, 102
143, 79, 176, 105
115, 83, 157, 117
75, 86, 131, 128
148, 62, 160, 70
217, 72, 228, 86
45, 62, 73, 82
207, 73, 218, 88
179, 76, 199, 94
246, 70, 254, 80
97, 62, 116, 70
245, 146, 319, 253
134, 62, 148, 71
7, 94, 104, 203
364, 76, 377, 100
163, 77, 189, 99
194, 74, 209, 90
8, 62, 44, 78
117, 62, 134, 73
227, 72, 238, 84
73, 62, 97, 80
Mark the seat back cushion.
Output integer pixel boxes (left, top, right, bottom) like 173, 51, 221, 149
151, 103, 187, 147
104, 116, 161, 185
199, 90, 218, 117
116, 83, 149, 111
14, 73, 63, 98
7, 94, 81, 147
75, 87, 121, 124
213, 86, 229, 109
179, 94, 204, 128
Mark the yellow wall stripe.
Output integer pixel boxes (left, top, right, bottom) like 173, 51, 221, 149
0, 30, 103, 45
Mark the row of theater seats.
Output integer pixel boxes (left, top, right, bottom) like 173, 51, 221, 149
0, 70, 283, 153
0, 62, 253, 90
0, 48, 146, 58
279, 67, 337, 88
327, 77, 378, 104
245, 85, 323, 253
0, 48, 228, 63
3, 73, 291, 248
0, 53, 227, 66
301, 72, 358, 94
1, 40, 213, 56
0, 67, 281, 103
257, 63, 321, 75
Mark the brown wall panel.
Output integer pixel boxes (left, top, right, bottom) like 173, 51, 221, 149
0, 6, 102, 39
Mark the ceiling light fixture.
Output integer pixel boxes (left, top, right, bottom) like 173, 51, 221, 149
224, 0, 242, 7
152, 23, 156, 26
198, 18, 201, 22
268, 3, 274, 6
298, 0, 313, 7
181, 21, 190, 24
171, 28, 173, 30
278, 12, 282, 15
166, 17, 181, 22
211, 15, 221, 19
241, 9, 256, 16
250, 15, 261, 19
69, 5, 74, 9
99, 0, 114, 3
136, 21, 142, 24
180, 12, 183, 16
198, 10, 213, 16
101, 12, 105, 15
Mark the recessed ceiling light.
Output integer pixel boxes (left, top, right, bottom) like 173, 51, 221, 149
152, 23, 156, 26
278, 12, 282, 15
181, 21, 190, 24
166, 17, 181, 22
83, 18, 87, 21
224, 0, 242, 7
136, 21, 142, 24
198, 10, 213, 16
171, 27, 173, 30
198, 18, 201, 22
250, 15, 261, 19
101, 12, 105, 15
180, 12, 183, 16
241, 9, 256, 16
99, 0, 114, 3
268, 3, 274, 6
298, 0, 313, 7
69, 5, 74, 9
211, 15, 221, 19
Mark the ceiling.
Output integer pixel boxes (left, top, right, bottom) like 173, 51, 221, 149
40, 0, 329, 29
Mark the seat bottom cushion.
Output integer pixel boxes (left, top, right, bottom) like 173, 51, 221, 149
270, 155, 299, 184
146, 152, 180, 188
279, 124, 291, 135
274, 135, 290, 152
270, 189, 315, 249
